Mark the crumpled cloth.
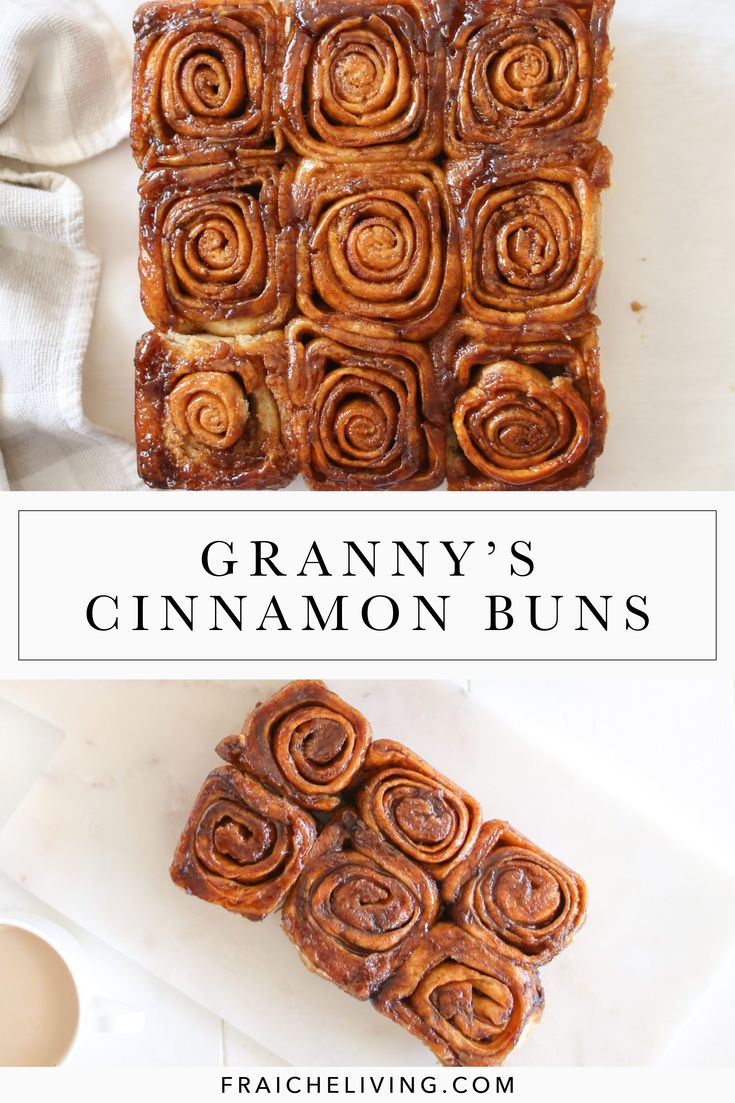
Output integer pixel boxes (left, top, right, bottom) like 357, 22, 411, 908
0, 0, 138, 490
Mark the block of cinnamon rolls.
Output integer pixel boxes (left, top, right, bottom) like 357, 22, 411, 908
170, 681, 587, 1065
132, 0, 614, 490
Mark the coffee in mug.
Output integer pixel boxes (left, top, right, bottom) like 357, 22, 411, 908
0, 923, 80, 1066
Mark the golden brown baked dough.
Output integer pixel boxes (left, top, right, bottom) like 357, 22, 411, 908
132, 0, 615, 490
436, 319, 606, 490
280, 318, 445, 490
292, 159, 460, 341
374, 922, 544, 1066
279, 0, 444, 162
216, 681, 372, 812
131, 0, 282, 169
135, 329, 294, 488
445, 1, 613, 159
447, 145, 609, 336
171, 681, 588, 1065
281, 809, 439, 998
170, 765, 317, 920
139, 158, 294, 335
356, 739, 482, 879
442, 821, 587, 965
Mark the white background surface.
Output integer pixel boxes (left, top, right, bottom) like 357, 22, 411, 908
0, 679, 734, 1067
39, 0, 735, 491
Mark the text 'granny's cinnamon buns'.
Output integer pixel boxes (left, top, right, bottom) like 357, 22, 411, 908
132, 0, 615, 490
171, 680, 588, 1065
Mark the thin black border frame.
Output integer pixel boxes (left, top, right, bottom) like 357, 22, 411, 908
16, 508, 718, 663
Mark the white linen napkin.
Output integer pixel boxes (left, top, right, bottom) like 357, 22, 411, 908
0, 0, 131, 167
0, 0, 138, 490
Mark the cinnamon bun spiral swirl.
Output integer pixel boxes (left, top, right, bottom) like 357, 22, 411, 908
283, 320, 445, 490
139, 160, 294, 335
216, 681, 372, 812
445, 1, 613, 158
443, 822, 587, 965
442, 324, 607, 490
280, 0, 442, 161
374, 923, 544, 1066
135, 330, 295, 489
356, 740, 482, 879
131, 1, 281, 168
453, 360, 590, 485
170, 766, 317, 920
449, 155, 605, 332
169, 370, 248, 450
293, 161, 460, 341
282, 810, 439, 998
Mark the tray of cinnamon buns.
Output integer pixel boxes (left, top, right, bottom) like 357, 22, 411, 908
171, 680, 587, 1066
131, 1, 614, 491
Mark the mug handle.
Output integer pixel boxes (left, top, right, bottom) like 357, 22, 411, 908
86, 997, 145, 1035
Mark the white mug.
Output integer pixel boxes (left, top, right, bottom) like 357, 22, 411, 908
0, 910, 144, 1066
